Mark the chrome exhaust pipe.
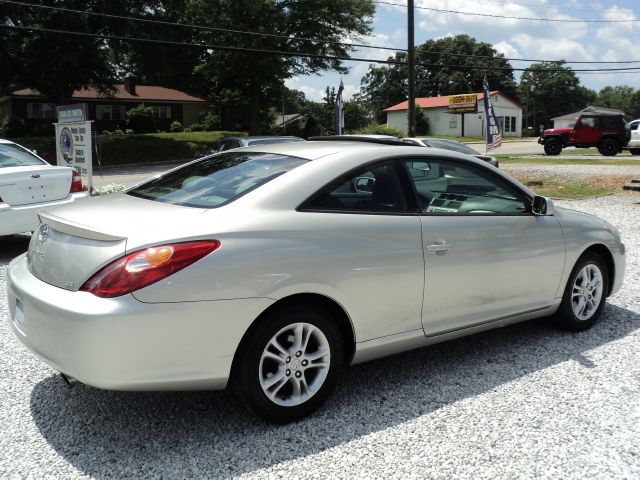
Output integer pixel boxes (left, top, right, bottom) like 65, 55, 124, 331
60, 373, 79, 386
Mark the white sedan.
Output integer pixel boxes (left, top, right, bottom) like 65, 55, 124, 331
0, 139, 85, 236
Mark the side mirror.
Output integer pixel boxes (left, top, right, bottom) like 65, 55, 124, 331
532, 195, 554, 215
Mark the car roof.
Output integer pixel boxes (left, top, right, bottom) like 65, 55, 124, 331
0, 138, 17, 145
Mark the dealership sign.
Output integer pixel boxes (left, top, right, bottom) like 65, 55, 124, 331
54, 104, 93, 191
448, 94, 478, 114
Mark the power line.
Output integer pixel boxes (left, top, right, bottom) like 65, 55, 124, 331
373, 1, 639, 23
0, 0, 404, 53
4, 0, 639, 65
4, 24, 640, 75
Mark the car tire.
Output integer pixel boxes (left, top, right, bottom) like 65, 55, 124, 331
598, 138, 620, 156
543, 138, 562, 156
231, 305, 344, 423
555, 252, 609, 332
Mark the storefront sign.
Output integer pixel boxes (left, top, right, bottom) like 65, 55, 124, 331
448, 94, 478, 114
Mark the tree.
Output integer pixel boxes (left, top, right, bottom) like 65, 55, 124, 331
189, 0, 374, 134
360, 36, 516, 124
415, 35, 516, 97
360, 52, 408, 123
518, 61, 595, 130
596, 85, 640, 119
0, 1, 149, 105
343, 95, 372, 132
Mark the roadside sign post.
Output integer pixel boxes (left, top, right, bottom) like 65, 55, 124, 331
448, 94, 478, 138
54, 104, 93, 193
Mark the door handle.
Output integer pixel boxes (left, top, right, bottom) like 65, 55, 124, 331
426, 243, 452, 253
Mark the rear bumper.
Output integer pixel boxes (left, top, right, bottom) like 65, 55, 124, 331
6, 254, 274, 391
0, 192, 86, 236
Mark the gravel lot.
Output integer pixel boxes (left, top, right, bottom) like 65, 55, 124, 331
0, 193, 638, 479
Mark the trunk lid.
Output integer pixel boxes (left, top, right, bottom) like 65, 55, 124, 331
27, 192, 208, 291
0, 165, 72, 206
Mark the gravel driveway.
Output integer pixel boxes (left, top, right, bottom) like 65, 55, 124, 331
1, 195, 638, 479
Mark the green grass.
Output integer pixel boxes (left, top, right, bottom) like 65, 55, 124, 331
11, 131, 245, 166
528, 180, 614, 199
496, 155, 640, 166
416, 135, 533, 143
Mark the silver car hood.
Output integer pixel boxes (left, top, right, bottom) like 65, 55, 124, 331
29, 193, 207, 291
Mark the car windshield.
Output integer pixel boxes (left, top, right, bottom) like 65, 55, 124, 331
425, 139, 480, 156
127, 152, 307, 208
0, 143, 47, 168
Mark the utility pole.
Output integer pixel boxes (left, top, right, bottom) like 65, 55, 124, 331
407, 0, 416, 137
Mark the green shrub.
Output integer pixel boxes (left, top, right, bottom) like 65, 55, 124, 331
1, 116, 28, 138
189, 122, 206, 132
183, 127, 193, 132
353, 123, 403, 138
198, 111, 219, 131
126, 104, 155, 133
170, 121, 184, 132
101, 130, 112, 135
112, 129, 124, 135
125, 129, 134, 135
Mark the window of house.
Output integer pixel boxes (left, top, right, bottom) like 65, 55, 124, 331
96, 105, 126, 120
151, 106, 172, 119
510, 116, 517, 132
504, 116, 511, 132
27, 103, 56, 119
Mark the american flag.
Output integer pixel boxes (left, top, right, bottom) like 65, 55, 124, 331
482, 77, 502, 151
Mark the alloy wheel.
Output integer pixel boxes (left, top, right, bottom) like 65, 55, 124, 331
571, 264, 604, 321
259, 322, 331, 407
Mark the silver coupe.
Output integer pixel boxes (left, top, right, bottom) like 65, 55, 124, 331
6, 139, 625, 422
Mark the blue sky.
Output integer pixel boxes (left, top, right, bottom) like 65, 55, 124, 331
286, 0, 640, 102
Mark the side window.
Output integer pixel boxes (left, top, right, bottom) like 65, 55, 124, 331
630, 121, 638, 131
579, 117, 596, 128
302, 161, 409, 213
403, 159, 528, 215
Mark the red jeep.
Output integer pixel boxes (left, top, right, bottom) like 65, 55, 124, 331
538, 114, 630, 156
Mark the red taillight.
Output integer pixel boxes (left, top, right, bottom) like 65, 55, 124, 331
70, 170, 83, 193
80, 240, 220, 298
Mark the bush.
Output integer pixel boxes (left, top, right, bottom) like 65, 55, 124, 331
170, 121, 184, 132
0, 116, 27, 138
415, 107, 430, 136
112, 129, 124, 135
126, 104, 155, 133
198, 111, 219, 131
353, 123, 403, 138
183, 127, 193, 132
125, 129, 134, 135
101, 130, 112, 135
189, 122, 206, 132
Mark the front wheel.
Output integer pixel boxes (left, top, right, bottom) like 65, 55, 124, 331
232, 305, 344, 423
543, 138, 562, 156
555, 252, 609, 331
598, 138, 620, 156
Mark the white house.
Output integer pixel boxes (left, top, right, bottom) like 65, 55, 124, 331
385, 91, 523, 137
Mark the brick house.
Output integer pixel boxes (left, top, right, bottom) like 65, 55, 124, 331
0, 74, 209, 135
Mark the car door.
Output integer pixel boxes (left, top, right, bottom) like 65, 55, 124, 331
573, 116, 599, 145
299, 160, 424, 341
402, 158, 566, 336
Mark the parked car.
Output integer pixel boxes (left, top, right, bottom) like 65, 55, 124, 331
206, 136, 305, 155
0, 139, 85, 237
538, 113, 630, 156
402, 137, 499, 167
627, 119, 640, 155
7, 140, 625, 423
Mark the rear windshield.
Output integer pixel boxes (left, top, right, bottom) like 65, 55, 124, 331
127, 151, 307, 208
0, 143, 47, 168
